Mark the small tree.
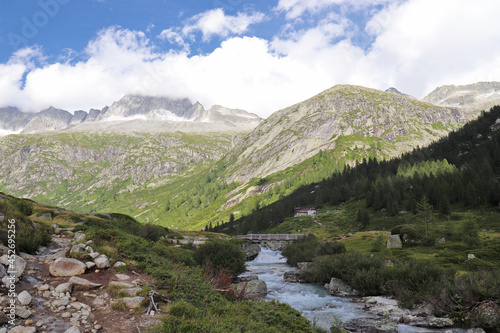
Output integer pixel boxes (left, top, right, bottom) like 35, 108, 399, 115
194, 239, 246, 276
461, 219, 480, 248
416, 196, 433, 238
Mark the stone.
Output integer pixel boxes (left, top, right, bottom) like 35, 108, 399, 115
69, 276, 102, 290
233, 279, 267, 296
62, 312, 71, 318
284, 270, 304, 283
113, 261, 127, 268
15, 306, 32, 319
436, 237, 446, 244
37, 284, 50, 291
8, 327, 36, 333
49, 251, 67, 260
65, 326, 81, 333
109, 281, 135, 288
89, 252, 100, 259
73, 232, 86, 243
409, 316, 454, 328
344, 317, 398, 333
114, 296, 145, 309
363, 297, 402, 317
86, 261, 96, 269
49, 258, 87, 276
465, 329, 487, 333
94, 255, 110, 269
2, 275, 19, 288
0, 311, 8, 325
120, 287, 142, 297
52, 297, 70, 307
17, 290, 32, 305
297, 262, 313, 271
70, 243, 87, 255
409, 303, 434, 317
39, 212, 53, 220
236, 275, 258, 282
19, 252, 36, 260
4, 255, 27, 277
55, 282, 73, 294
387, 234, 403, 248
0, 264, 6, 278
326, 277, 360, 296
467, 254, 476, 260
241, 243, 261, 261
467, 301, 500, 329
115, 273, 130, 281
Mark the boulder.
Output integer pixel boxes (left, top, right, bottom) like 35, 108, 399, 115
8, 327, 36, 333
408, 316, 454, 328
70, 244, 87, 255
233, 279, 267, 296
69, 276, 102, 290
1, 255, 26, 277
49, 258, 87, 276
64, 326, 81, 333
344, 317, 398, 333
467, 254, 476, 260
15, 305, 32, 319
326, 277, 360, 296
17, 290, 32, 305
120, 287, 142, 297
113, 261, 127, 268
363, 297, 401, 317
241, 243, 261, 261
115, 274, 130, 281
114, 296, 145, 309
467, 301, 500, 330
0, 264, 6, 278
73, 232, 86, 244
39, 212, 53, 220
86, 261, 96, 269
387, 235, 402, 249
55, 282, 73, 294
235, 275, 258, 283
109, 281, 135, 288
297, 262, 313, 271
284, 271, 305, 283
94, 254, 110, 269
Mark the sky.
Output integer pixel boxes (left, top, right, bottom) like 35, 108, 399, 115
0, 0, 499, 118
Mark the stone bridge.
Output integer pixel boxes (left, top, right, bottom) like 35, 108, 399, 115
237, 234, 305, 243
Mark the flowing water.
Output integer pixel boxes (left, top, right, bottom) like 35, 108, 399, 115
242, 247, 461, 332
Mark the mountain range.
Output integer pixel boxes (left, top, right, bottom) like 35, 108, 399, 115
0, 95, 262, 135
0, 81, 499, 229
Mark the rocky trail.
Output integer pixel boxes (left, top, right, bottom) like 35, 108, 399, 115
1, 229, 162, 333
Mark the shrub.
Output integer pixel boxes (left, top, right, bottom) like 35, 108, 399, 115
281, 234, 345, 266
13, 200, 33, 216
193, 239, 246, 276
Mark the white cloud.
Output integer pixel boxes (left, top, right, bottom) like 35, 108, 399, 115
275, 0, 393, 19
1, 0, 499, 118
159, 8, 266, 46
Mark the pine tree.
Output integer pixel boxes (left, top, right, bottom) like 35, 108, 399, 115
416, 196, 433, 238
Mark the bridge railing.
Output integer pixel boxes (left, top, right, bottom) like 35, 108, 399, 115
237, 234, 306, 242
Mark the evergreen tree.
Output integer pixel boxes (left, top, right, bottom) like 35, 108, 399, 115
416, 196, 433, 238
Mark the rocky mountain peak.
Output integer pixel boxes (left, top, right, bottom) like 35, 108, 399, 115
423, 81, 500, 109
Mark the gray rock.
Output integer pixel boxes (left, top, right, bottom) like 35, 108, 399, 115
344, 317, 398, 333
89, 252, 100, 259
241, 243, 261, 260
465, 329, 486, 333
284, 270, 304, 283
436, 237, 446, 244
70, 243, 87, 255
2, 275, 19, 287
233, 279, 267, 296
39, 212, 53, 220
114, 273, 130, 281
113, 261, 127, 268
326, 277, 360, 296
0, 264, 5, 278
17, 290, 32, 305
114, 296, 145, 309
94, 254, 110, 269
0, 311, 8, 325
236, 275, 258, 282
49, 258, 87, 276
64, 326, 81, 333
387, 234, 403, 249
363, 297, 401, 317
55, 282, 73, 294
467, 254, 476, 260
409, 303, 434, 317
2, 255, 27, 277
69, 276, 102, 290
109, 281, 135, 288
15, 305, 32, 319
467, 301, 500, 329
86, 261, 96, 269
409, 316, 454, 328
297, 262, 313, 271
120, 287, 142, 296
73, 232, 86, 244
8, 327, 36, 333
52, 297, 70, 307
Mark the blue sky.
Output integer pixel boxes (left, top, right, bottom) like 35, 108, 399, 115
0, 0, 499, 117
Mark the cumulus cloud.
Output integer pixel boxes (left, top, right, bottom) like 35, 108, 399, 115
159, 8, 266, 47
275, 0, 393, 19
0, 0, 499, 118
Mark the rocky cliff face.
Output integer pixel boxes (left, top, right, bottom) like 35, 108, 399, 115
225, 85, 474, 183
423, 81, 500, 110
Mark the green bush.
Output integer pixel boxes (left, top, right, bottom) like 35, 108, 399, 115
193, 239, 246, 276
282, 234, 345, 266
